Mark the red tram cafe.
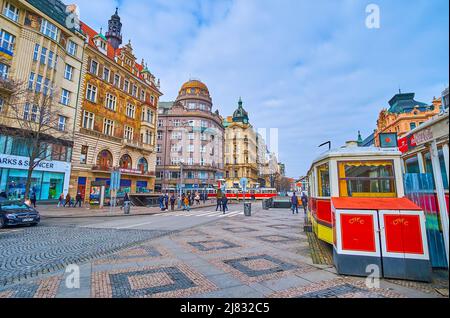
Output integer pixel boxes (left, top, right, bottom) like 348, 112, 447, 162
307, 141, 434, 281
399, 111, 449, 269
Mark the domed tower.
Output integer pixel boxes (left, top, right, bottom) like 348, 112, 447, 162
175, 79, 213, 112
105, 7, 122, 50
232, 97, 249, 124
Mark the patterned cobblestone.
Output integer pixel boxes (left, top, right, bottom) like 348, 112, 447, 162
188, 240, 240, 252
0, 276, 61, 298
93, 245, 171, 265
210, 253, 315, 283
0, 226, 173, 286
270, 278, 406, 298
256, 235, 298, 244
92, 263, 217, 298
223, 227, 258, 233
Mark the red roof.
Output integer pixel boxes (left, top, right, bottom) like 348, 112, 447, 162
331, 197, 422, 211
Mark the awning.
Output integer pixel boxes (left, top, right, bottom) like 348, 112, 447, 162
332, 197, 422, 211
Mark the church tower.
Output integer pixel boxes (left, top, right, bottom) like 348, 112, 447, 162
105, 7, 122, 50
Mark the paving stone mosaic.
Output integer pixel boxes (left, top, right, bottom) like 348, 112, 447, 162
0, 276, 60, 298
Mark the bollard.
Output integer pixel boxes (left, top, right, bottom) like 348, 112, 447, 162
123, 201, 131, 214
244, 203, 252, 216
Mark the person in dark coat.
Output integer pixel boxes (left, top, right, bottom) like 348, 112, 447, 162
291, 192, 299, 214
64, 193, 71, 207
170, 194, 176, 211
159, 194, 165, 211
222, 196, 229, 214
74, 192, 83, 208
164, 193, 169, 210
301, 192, 308, 213
216, 194, 223, 212
30, 192, 37, 208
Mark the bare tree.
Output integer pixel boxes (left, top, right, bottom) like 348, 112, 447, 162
0, 79, 72, 201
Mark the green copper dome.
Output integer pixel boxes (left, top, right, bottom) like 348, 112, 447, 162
232, 97, 249, 124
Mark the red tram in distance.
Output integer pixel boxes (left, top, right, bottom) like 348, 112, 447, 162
205, 188, 278, 200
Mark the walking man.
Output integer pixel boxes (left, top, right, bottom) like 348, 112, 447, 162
222, 196, 229, 214
170, 194, 176, 211
164, 192, 169, 211
74, 192, 83, 208
216, 194, 223, 212
291, 192, 299, 214
64, 193, 71, 207
159, 194, 165, 211
30, 192, 37, 208
301, 191, 308, 214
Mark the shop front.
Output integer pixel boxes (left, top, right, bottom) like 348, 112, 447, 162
0, 154, 71, 201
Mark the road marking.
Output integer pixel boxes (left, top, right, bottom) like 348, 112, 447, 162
116, 221, 154, 229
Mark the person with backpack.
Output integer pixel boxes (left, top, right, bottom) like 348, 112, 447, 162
301, 192, 308, 214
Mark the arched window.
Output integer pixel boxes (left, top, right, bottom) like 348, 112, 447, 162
138, 157, 148, 173
96, 150, 113, 169
119, 154, 132, 169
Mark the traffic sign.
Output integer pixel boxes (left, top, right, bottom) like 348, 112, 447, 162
240, 178, 248, 190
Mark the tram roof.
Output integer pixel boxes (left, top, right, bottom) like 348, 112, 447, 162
308, 145, 402, 173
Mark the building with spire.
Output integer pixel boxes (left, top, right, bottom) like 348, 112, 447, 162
223, 98, 260, 189
69, 8, 162, 201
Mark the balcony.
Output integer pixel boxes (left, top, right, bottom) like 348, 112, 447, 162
120, 168, 155, 177
122, 139, 154, 152
92, 165, 112, 172
0, 77, 17, 94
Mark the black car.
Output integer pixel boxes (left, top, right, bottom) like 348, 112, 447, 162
0, 200, 41, 228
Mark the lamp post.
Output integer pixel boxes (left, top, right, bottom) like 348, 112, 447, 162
178, 159, 184, 208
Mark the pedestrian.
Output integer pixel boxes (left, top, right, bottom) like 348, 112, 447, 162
222, 196, 229, 214
191, 192, 195, 206
164, 193, 169, 211
202, 192, 207, 204
57, 193, 64, 207
74, 192, 83, 208
159, 194, 165, 211
64, 193, 71, 207
301, 191, 308, 214
216, 194, 223, 212
184, 195, 190, 211
291, 192, 299, 214
30, 192, 37, 208
195, 193, 200, 205
170, 194, 176, 211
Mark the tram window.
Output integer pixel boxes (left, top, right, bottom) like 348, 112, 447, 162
338, 161, 396, 197
405, 156, 420, 174
317, 164, 330, 197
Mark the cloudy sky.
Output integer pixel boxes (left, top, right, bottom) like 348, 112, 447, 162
73, 0, 449, 177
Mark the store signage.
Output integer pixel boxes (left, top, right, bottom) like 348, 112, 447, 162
0, 154, 71, 173
413, 128, 433, 146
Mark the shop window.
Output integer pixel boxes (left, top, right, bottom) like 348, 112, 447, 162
405, 156, 420, 174
119, 154, 132, 169
338, 161, 396, 198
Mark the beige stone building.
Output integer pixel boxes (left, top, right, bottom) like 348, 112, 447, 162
223, 98, 260, 189
0, 0, 84, 201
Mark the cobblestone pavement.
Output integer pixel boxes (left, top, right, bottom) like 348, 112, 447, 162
0, 205, 446, 298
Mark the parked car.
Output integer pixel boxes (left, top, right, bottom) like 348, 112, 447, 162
0, 201, 40, 229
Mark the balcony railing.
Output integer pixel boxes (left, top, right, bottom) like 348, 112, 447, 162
122, 139, 154, 152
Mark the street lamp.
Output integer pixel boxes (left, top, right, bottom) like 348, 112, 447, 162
178, 159, 184, 208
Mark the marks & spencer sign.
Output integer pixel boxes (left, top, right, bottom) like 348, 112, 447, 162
0, 154, 71, 173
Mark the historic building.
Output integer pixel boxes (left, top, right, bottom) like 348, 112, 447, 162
69, 9, 162, 201
0, 0, 84, 201
223, 98, 260, 189
155, 79, 224, 192
374, 92, 441, 147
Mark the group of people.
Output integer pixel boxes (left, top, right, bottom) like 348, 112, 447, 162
158, 191, 208, 212
290, 191, 308, 214
57, 192, 83, 208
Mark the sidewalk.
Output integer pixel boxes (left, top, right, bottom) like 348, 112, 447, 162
38, 201, 219, 218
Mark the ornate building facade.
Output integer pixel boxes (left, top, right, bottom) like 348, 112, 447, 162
223, 98, 260, 189
155, 79, 224, 192
0, 0, 84, 201
374, 92, 441, 147
69, 9, 162, 201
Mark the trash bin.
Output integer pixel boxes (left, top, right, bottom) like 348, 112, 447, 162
123, 201, 131, 214
244, 203, 252, 216
262, 199, 269, 210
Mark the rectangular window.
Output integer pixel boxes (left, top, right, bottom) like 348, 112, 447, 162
114, 74, 120, 87
82, 111, 94, 130
438, 147, 449, 190
158, 119, 163, 127
43, 78, 50, 96
23, 103, 30, 120
156, 157, 162, 166
317, 163, 330, 197
201, 120, 208, 128
338, 161, 396, 198
140, 89, 145, 101
80, 145, 88, 164
187, 158, 194, 165
124, 126, 133, 140
0, 62, 9, 79
157, 131, 163, 140
33, 44, 40, 61
58, 116, 66, 131
404, 156, 420, 174
150, 95, 155, 105
188, 133, 194, 140
0, 30, 15, 52
103, 119, 114, 136
156, 144, 161, 153
67, 40, 77, 56
132, 85, 138, 97
40, 19, 58, 40
126, 103, 135, 118
105, 93, 117, 111
40, 47, 47, 64
28, 72, 35, 90
200, 146, 206, 153
173, 119, 181, 127
188, 145, 194, 153
86, 84, 97, 102
123, 80, 129, 93
188, 102, 196, 110
35, 75, 43, 92
47, 51, 54, 69
64, 64, 73, 80
3, 2, 19, 22
0, 97, 4, 113
103, 67, 110, 82
410, 122, 417, 130
60, 89, 70, 105
90, 60, 98, 75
